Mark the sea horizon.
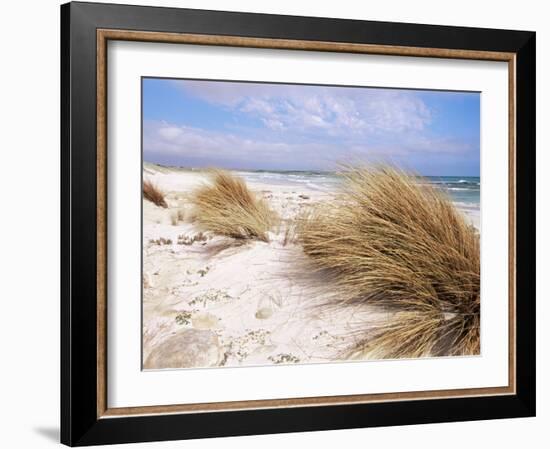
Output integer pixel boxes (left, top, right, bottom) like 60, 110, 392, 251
144, 161, 480, 208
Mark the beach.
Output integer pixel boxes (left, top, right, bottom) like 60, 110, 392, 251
142, 163, 480, 370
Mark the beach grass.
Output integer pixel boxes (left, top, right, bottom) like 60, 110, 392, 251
190, 169, 279, 242
143, 179, 168, 208
298, 164, 480, 358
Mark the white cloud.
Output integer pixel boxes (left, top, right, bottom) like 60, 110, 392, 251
143, 120, 348, 169
143, 119, 474, 171
173, 80, 432, 137
157, 126, 183, 140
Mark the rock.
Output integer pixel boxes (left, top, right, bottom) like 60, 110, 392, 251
298, 194, 310, 200
192, 312, 219, 329
255, 307, 273, 320
144, 329, 223, 369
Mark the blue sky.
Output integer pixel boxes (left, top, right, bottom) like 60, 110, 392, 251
143, 78, 480, 176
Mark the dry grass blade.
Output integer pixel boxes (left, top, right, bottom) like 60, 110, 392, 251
348, 311, 445, 360
298, 164, 480, 358
190, 169, 279, 242
143, 179, 168, 208
282, 220, 298, 246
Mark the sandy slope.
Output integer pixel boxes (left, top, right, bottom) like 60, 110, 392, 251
142, 164, 479, 370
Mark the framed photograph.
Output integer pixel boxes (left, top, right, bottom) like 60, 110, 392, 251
61, 1, 536, 446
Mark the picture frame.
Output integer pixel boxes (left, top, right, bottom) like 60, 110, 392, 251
60, 1, 536, 446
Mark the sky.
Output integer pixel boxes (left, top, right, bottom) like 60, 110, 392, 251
142, 78, 480, 176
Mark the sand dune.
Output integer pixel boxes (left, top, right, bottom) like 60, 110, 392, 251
142, 163, 479, 370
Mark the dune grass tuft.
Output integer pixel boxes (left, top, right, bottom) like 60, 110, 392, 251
190, 169, 278, 242
143, 180, 168, 208
298, 165, 480, 358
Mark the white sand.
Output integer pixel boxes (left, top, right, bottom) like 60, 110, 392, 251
142, 164, 479, 370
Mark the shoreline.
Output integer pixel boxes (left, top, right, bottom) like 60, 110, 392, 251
144, 163, 480, 229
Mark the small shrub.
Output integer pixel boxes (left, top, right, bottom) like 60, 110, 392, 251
149, 237, 172, 246
268, 353, 301, 364
177, 232, 207, 246
175, 311, 193, 326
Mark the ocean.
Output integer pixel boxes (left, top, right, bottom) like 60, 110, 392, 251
237, 170, 480, 211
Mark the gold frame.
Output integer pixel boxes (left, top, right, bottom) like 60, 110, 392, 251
96, 29, 516, 419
